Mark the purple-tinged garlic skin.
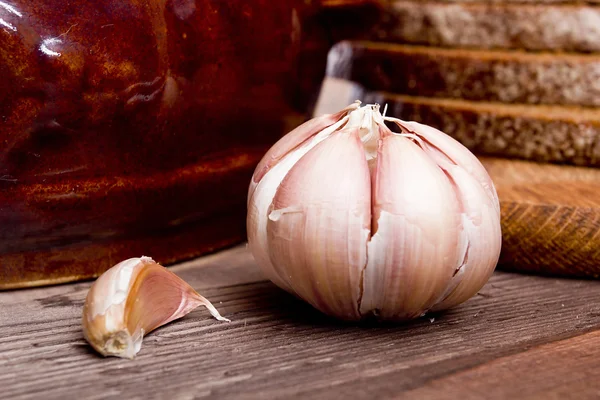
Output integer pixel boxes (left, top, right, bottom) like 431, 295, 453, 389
82, 257, 229, 359
247, 102, 501, 321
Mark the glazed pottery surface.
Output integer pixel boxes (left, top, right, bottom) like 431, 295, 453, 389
0, 0, 338, 288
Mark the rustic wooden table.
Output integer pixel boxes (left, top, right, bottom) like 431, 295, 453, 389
2, 245, 600, 399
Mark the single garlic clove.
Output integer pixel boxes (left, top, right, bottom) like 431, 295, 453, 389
383, 118, 502, 311
82, 256, 229, 359
247, 113, 356, 294
249, 101, 360, 202
360, 129, 462, 319
429, 163, 502, 311
388, 118, 500, 215
266, 127, 371, 320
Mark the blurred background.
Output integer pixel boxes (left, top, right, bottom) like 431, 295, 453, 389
1, 0, 599, 288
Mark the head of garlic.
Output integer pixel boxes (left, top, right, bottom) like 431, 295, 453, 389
82, 256, 229, 359
247, 101, 501, 321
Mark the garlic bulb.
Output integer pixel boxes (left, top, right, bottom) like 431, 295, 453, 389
247, 101, 501, 321
82, 256, 229, 359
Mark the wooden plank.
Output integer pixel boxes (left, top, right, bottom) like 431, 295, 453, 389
481, 157, 600, 278
1, 246, 600, 399
398, 330, 600, 400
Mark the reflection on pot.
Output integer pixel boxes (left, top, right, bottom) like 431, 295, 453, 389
0, 0, 349, 288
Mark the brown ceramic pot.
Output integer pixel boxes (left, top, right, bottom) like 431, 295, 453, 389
0, 0, 381, 288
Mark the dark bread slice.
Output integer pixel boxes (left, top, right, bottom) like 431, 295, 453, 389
328, 41, 600, 107
426, 0, 600, 3
373, 2, 600, 52
364, 91, 600, 167
323, 0, 600, 6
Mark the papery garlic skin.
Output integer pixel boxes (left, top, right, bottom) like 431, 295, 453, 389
82, 257, 229, 359
247, 102, 501, 321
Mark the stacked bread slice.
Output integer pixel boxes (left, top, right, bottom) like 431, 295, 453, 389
323, 0, 600, 167
375, 1, 600, 52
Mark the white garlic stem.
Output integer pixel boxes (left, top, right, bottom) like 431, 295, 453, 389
247, 102, 502, 321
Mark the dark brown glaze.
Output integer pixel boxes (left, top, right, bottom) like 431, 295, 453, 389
0, 0, 377, 288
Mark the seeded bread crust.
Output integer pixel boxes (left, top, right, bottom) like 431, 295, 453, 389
430, 0, 600, 2
365, 92, 600, 167
374, 2, 600, 52
331, 41, 600, 107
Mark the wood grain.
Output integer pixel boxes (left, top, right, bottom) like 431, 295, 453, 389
481, 157, 600, 278
1, 246, 600, 399
399, 330, 600, 400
